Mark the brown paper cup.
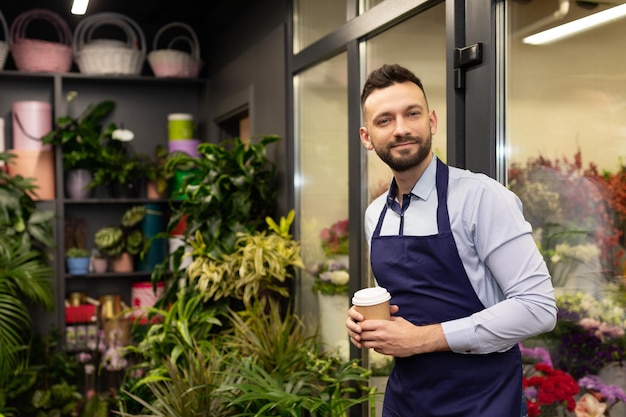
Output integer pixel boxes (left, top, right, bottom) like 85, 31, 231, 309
352, 287, 391, 320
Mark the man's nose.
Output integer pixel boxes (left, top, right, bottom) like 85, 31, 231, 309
393, 116, 411, 136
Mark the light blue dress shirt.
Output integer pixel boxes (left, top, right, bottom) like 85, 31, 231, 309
364, 155, 557, 354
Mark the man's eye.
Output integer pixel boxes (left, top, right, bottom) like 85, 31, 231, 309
408, 111, 420, 118
377, 118, 390, 125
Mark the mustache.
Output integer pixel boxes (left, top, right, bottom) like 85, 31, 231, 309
391, 136, 420, 146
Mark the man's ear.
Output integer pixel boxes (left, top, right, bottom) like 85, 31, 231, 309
430, 110, 438, 135
359, 127, 374, 150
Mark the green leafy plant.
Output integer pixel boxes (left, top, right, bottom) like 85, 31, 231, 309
91, 140, 148, 191
152, 135, 280, 305
65, 247, 90, 258
143, 144, 173, 196
165, 135, 279, 259
0, 230, 55, 416
0, 151, 56, 251
186, 210, 304, 308
41, 96, 116, 172
94, 206, 146, 257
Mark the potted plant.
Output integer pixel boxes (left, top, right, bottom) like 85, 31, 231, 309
65, 247, 90, 275
0, 151, 56, 251
94, 205, 146, 272
143, 144, 172, 199
90, 128, 149, 198
41, 95, 116, 199
115, 212, 373, 417
152, 135, 280, 304
91, 249, 108, 274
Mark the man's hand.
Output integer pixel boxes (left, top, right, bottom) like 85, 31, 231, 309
346, 305, 450, 357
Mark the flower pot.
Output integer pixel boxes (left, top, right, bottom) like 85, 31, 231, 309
65, 169, 93, 199
146, 180, 166, 199
67, 257, 90, 275
111, 252, 133, 273
92, 257, 108, 273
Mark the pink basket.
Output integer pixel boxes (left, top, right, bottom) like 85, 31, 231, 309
10, 9, 73, 73
147, 22, 202, 78
0, 10, 8, 69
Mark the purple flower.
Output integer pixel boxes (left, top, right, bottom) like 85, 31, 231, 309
579, 374, 626, 405
519, 343, 553, 367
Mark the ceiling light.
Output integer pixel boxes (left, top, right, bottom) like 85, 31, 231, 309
71, 0, 89, 15
523, 3, 626, 45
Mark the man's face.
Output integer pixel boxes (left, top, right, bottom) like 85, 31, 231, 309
359, 81, 437, 172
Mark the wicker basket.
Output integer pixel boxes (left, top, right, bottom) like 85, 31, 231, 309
9, 9, 73, 73
0, 10, 8, 70
147, 22, 202, 78
74, 12, 146, 75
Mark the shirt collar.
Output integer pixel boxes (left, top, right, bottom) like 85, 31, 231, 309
386, 154, 438, 207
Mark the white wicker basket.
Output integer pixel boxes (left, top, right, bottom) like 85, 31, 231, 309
0, 10, 8, 69
74, 12, 145, 75
147, 22, 202, 78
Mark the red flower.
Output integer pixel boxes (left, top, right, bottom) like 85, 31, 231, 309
524, 363, 579, 416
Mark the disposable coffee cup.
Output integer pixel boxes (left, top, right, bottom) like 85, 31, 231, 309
352, 287, 391, 320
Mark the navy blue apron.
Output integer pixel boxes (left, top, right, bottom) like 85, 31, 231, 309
370, 159, 522, 417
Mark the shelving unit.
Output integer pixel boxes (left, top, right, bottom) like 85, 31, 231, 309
0, 69, 206, 339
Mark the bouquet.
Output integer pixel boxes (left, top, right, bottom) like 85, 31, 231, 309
320, 219, 349, 256
523, 362, 579, 417
309, 258, 349, 295
576, 374, 626, 417
542, 292, 626, 379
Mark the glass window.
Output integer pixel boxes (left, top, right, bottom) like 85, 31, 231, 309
293, 0, 348, 53
295, 52, 350, 360
363, 3, 447, 231
506, 1, 626, 294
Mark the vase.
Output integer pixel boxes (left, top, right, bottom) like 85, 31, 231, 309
111, 252, 133, 273
92, 257, 108, 273
65, 169, 93, 199
146, 180, 166, 199
67, 257, 90, 275
317, 292, 350, 361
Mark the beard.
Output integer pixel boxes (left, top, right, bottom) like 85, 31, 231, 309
372, 134, 432, 172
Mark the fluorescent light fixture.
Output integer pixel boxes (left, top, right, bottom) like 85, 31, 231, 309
523, 3, 626, 45
71, 0, 89, 15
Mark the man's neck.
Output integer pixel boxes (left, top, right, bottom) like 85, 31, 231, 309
392, 153, 433, 197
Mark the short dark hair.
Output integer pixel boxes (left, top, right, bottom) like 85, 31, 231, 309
360, 64, 426, 109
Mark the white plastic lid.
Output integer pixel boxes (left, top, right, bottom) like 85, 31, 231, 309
352, 286, 391, 306
168, 113, 194, 121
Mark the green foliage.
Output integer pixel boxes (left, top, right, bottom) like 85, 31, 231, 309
143, 144, 173, 196
186, 210, 304, 307
116, 296, 374, 417
65, 247, 90, 258
0, 229, 54, 388
165, 135, 279, 260
41, 98, 116, 171
0, 151, 56, 250
3, 330, 82, 417
94, 206, 146, 257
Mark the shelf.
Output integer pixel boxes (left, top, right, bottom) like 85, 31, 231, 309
0, 69, 207, 85
63, 198, 170, 205
65, 271, 154, 279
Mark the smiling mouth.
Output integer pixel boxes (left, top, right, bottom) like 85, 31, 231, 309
392, 141, 417, 148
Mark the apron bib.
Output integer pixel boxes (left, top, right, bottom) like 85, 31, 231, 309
370, 159, 521, 417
